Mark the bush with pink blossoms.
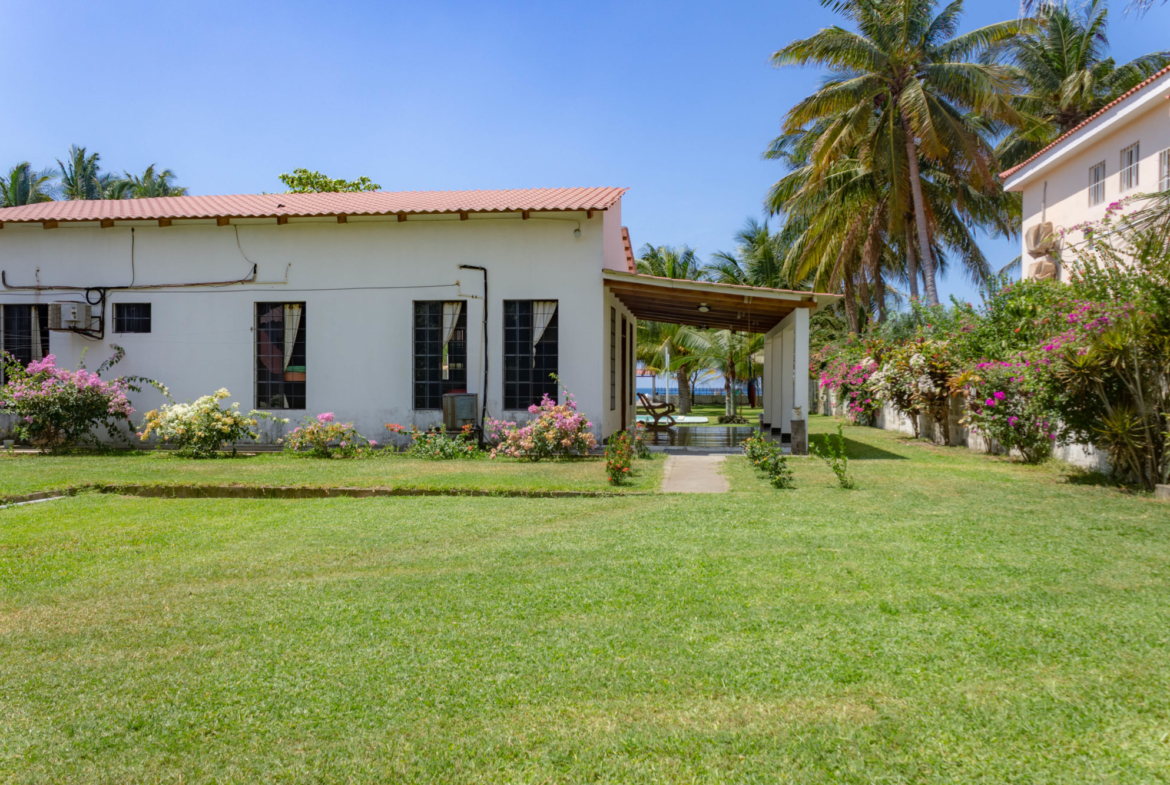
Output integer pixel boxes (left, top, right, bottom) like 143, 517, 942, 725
284, 412, 375, 458
958, 359, 1060, 464
485, 389, 597, 460
820, 356, 881, 426
0, 353, 135, 450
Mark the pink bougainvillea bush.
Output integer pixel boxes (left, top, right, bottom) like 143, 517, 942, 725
820, 356, 881, 426
485, 390, 597, 460
958, 359, 1060, 464
284, 412, 375, 458
0, 353, 135, 450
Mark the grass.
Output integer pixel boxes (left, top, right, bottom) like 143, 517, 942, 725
0, 450, 664, 500
1, 416, 1168, 782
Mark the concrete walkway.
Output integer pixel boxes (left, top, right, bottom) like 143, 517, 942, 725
660, 454, 729, 493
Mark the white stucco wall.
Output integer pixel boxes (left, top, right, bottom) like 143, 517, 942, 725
1006, 71, 1170, 279
0, 208, 636, 444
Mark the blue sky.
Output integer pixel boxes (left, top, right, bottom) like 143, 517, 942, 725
3, 0, 1168, 305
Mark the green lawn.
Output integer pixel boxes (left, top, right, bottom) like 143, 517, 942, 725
0, 451, 663, 500
2, 417, 1168, 782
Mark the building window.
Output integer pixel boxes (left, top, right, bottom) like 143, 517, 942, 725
255, 302, 306, 410
113, 303, 151, 333
413, 301, 468, 410
1088, 161, 1106, 206
0, 304, 49, 382
610, 307, 616, 411
1119, 142, 1140, 192
503, 300, 558, 410
1160, 148, 1170, 192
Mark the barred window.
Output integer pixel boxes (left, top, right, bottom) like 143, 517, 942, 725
413, 301, 468, 410
1119, 142, 1140, 192
113, 303, 151, 333
503, 300, 558, 410
1088, 161, 1106, 206
255, 302, 306, 410
0, 304, 49, 382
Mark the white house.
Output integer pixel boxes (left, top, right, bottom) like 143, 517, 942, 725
1003, 64, 1170, 278
0, 187, 834, 449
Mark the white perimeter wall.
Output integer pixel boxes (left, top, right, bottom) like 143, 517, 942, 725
0, 208, 636, 443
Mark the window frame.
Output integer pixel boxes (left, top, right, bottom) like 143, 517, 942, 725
113, 302, 152, 334
1159, 148, 1170, 192
503, 299, 559, 411
1088, 161, 1106, 206
0, 303, 50, 384
1119, 142, 1140, 192
254, 301, 307, 411
412, 300, 469, 411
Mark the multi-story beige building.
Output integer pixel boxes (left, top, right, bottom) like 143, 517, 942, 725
1002, 64, 1170, 279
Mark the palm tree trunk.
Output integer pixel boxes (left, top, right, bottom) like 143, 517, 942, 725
874, 270, 887, 324
905, 223, 920, 301
842, 268, 859, 334
858, 272, 871, 329
902, 118, 940, 306
727, 331, 737, 417
676, 370, 692, 415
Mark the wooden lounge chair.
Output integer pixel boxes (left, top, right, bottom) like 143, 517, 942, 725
638, 393, 677, 427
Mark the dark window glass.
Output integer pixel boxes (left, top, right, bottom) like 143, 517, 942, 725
255, 302, 306, 410
114, 303, 151, 333
1, 304, 49, 382
503, 300, 558, 410
413, 301, 468, 410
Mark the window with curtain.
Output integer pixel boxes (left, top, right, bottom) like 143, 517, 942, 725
413, 301, 468, 410
113, 303, 152, 333
1088, 161, 1106, 206
1119, 142, 1140, 191
255, 302, 306, 410
503, 300, 558, 410
1, 304, 50, 383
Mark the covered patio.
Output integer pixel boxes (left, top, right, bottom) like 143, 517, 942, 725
603, 270, 839, 453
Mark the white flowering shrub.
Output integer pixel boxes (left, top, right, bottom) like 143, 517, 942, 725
138, 388, 280, 457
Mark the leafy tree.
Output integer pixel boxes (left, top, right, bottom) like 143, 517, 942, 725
278, 168, 381, 193
635, 244, 705, 281
57, 145, 119, 200
773, 0, 1027, 306
0, 162, 55, 207
997, 1, 1170, 168
707, 218, 789, 290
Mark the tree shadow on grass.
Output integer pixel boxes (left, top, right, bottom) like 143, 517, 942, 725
809, 434, 907, 461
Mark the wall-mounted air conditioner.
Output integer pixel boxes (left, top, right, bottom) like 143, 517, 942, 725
48, 302, 91, 330
1025, 222, 1058, 258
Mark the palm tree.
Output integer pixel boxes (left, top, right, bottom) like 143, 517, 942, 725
707, 218, 788, 289
773, 0, 1027, 306
114, 164, 189, 198
636, 244, 705, 281
0, 163, 55, 207
678, 329, 759, 418
997, 1, 1170, 168
57, 145, 120, 200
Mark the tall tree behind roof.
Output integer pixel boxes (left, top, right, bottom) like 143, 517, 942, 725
0, 162, 56, 207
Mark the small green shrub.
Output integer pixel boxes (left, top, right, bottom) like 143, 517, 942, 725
811, 423, 855, 489
385, 423, 482, 459
742, 435, 794, 489
605, 431, 634, 485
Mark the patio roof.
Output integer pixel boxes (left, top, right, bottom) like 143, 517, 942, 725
603, 270, 838, 332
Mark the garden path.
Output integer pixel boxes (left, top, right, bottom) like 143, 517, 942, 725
660, 455, 729, 493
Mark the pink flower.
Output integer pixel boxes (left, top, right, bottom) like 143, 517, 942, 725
993, 391, 1005, 401
317, 412, 335, 423
985, 398, 996, 407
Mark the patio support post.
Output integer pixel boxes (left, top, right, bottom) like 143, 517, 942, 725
780, 322, 795, 440
792, 308, 810, 455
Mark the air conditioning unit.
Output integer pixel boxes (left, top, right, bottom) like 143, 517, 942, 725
1024, 222, 1059, 258
48, 302, 91, 330
442, 392, 478, 432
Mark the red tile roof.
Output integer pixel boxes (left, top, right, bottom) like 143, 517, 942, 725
1000, 64, 1170, 181
0, 187, 628, 224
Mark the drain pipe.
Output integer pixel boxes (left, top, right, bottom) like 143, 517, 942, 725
458, 264, 489, 428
